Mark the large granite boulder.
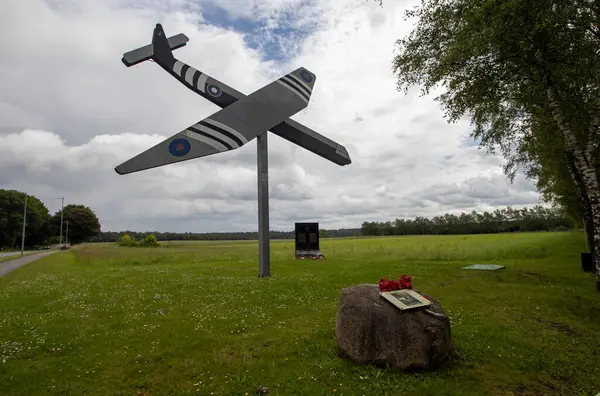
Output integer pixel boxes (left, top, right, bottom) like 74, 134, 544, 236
335, 284, 453, 371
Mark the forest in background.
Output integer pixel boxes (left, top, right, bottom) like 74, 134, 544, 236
1, 187, 577, 248
0, 189, 101, 249
89, 205, 574, 242
360, 205, 573, 236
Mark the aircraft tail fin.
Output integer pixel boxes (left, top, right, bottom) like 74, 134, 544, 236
121, 24, 188, 67
151, 24, 176, 64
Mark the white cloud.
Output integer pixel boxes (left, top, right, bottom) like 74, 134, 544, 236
0, 0, 541, 233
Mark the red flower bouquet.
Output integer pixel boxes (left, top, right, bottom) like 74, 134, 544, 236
378, 275, 413, 292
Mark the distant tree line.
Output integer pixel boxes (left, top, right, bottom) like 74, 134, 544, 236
361, 206, 574, 236
87, 205, 576, 243
0, 189, 101, 249
0, 188, 579, 247
89, 228, 362, 243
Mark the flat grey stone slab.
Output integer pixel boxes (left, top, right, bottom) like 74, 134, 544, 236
461, 264, 505, 271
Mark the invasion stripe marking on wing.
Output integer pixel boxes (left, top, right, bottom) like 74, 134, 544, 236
276, 80, 309, 105
203, 119, 248, 144
279, 78, 310, 102
185, 67, 198, 86
188, 125, 235, 150
173, 60, 184, 76
286, 73, 312, 96
200, 119, 246, 146
181, 130, 228, 152
196, 124, 239, 149
282, 76, 311, 99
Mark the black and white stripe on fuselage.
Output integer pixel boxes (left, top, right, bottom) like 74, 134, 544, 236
182, 117, 249, 153
169, 60, 249, 151
172, 60, 209, 95
276, 73, 312, 104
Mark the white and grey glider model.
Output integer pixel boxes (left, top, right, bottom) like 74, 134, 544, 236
115, 24, 351, 175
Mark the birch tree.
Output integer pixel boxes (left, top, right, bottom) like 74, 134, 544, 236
388, 0, 600, 290
518, 115, 597, 256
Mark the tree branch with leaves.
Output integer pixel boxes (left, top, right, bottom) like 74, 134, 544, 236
386, 0, 600, 290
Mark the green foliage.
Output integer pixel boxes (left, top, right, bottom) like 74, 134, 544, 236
117, 233, 160, 248
388, 0, 600, 276
362, 205, 573, 236
522, 128, 583, 222
392, 0, 600, 150
117, 233, 138, 247
46, 235, 60, 246
90, 228, 363, 243
89, 205, 573, 244
51, 204, 101, 244
0, 190, 101, 248
139, 234, 160, 247
1, 233, 599, 395
389, 0, 600, 194
0, 189, 50, 248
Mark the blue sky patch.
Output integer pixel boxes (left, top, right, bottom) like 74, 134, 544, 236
200, 1, 321, 62
199, 4, 257, 33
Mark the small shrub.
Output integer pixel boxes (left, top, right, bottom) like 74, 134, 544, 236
117, 234, 138, 247
139, 234, 160, 248
116, 234, 160, 248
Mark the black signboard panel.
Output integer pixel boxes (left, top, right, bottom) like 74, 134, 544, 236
294, 222, 323, 259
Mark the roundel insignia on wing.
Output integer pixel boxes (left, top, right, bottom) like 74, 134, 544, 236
169, 138, 191, 157
300, 70, 313, 83
207, 84, 222, 97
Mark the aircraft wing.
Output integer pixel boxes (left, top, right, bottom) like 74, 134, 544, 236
121, 23, 351, 166
115, 68, 316, 174
162, 62, 351, 166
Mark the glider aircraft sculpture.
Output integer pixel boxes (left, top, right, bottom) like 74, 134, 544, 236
115, 24, 352, 277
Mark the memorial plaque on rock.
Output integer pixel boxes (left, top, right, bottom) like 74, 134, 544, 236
380, 289, 432, 311
336, 284, 453, 371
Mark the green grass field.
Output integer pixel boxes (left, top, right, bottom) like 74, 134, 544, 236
1, 232, 599, 395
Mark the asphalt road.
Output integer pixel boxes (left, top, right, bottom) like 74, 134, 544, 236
0, 251, 33, 258
0, 251, 57, 277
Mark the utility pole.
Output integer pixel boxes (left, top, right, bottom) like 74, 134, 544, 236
21, 194, 28, 255
60, 197, 64, 246
55, 197, 64, 246
65, 221, 69, 246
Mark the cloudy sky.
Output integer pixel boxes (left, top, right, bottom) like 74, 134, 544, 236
0, 0, 541, 233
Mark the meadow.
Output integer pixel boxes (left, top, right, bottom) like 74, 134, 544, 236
1, 232, 599, 395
